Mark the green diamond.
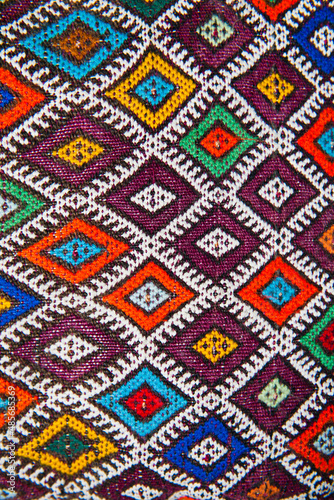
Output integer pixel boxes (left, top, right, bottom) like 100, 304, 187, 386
180, 105, 256, 177
258, 377, 291, 409
45, 432, 90, 460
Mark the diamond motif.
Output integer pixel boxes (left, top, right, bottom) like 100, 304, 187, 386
48, 237, 103, 268
45, 432, 91, 462
258, 175, 294, 209
130, 183, 176, 214
196, 14, 234, 47
103, 262, 194, 331
0, 276, 40, 328
165, 417, 249, 482
96, 367, 188, 437
16, 414, 117, 475
14, 315, 125, 381
188, 436, 229, 467
298, 107, 334, 176
179, 208, 260, 279
180, 105, 256, 177
0, 196, 17, 220
117, 0, 173, 18
231, 356, 314, 432
52, 137, 104, 168
234, 54, 313, 126
196, 227, 240, 260
247, 480, 280, 500
122, 484, 163, 500
166, 310, 259, 384
238, 156, 317, 227
0, 69, 44, 130
106, 52, 196, 129
177, 1, 254, 68
0, 378, 37, 429
20, 10, 127, 79
134, 73, 175, 108
258, 377, 291, 409
44, 334, 98, 363
18, 219, 129, 284
290, 405, 334, 473
193, 330, 238, 364
238, 256, 319, 326
248, 0, 299, 21
22, 115, 132, 187
128, 280, 171, 314
294, 8, 334, 74
107, 158, 199, 234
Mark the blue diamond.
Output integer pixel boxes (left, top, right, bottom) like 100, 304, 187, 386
0, 87, 15, 110
165, 417, 249, 482
293, 7, 334, 75
0, 196, 18, 220
0, 396, 8, 411
0, 276, 40, 328
313, 425, 334, 456
318, 128, 334, 158
262, 276, 297, 307
49, 237, 102, 267
134, 73, 175, 107
20, 10, 127, 79
128, 280, 171, 313
96, 367, 188, 437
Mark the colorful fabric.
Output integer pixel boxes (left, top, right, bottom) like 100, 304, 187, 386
0, 0, 334, 499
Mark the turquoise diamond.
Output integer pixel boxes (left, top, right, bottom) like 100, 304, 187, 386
49, 237, 102, 267
313, 425, 334, 456
0, 396, 8, 411
128, 280, 171, 313
318, 127, 334, 158
262, 276, 297, 307
134, 73, 174, 107
0, 196, 18, 220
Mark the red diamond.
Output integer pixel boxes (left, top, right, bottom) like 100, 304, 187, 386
319, 322, 334, 353
200, 127, 239, 158
124, 385, 164, 420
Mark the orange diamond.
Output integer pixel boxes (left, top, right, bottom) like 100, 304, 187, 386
0, 378, 38, 429
319, 224, 334, 255
200, 127, 239, 158
247, 479, 280, 500
52, 23, 101, 62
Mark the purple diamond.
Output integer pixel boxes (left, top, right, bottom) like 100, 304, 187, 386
233, 53, 313, 126
166, 309, 259, 384
177, 0, 254, 68
238, 156, 317, 228
230, 356, 314, 432
106, 158, 199, 234
22, 115, 132, 187
14, 315, 125, 381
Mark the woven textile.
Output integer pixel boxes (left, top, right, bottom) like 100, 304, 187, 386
0, 0, 334, 498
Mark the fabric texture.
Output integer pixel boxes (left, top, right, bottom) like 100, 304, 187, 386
0, 0, 334, 498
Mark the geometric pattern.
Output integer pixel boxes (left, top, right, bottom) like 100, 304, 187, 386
248, 0, 299, 22
0, 276, 40, 328
0, 378, 37, 429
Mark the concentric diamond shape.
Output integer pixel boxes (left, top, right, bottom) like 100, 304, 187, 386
165, 417, 249, 482
96, 465, 183, 500
0, 178, 45, 234
106, 52, 196, 129
196, 227, 240, 260
107, 158, 199, 234
248, 0, 299, 22
238, 156, 317, 228
178, 208, 260, 279
18, 219, 129, 284
294, 7, 334, 74
0, 378, 37, 429
0, 69, 44, 130
103, 262, 194, 331
298, 107, 334, 177
234, 54, 313, 126
17, 414, 117, 475
14, 315, 125, 381
299, 304, 334, 371
231, 356, 314, 432
238, 256, 319, 326
177, 1, 254, 68
0, 276, 40, 328
188, 436, 229, 467
22, 115, 132, 186
96, 367, 188, 438
180, 105, 256, 177
166, 309, 259, 384
20, 10, 127, 79
290, 405, 334, 473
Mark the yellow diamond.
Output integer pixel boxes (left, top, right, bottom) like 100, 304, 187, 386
0, 296, 11, 313
52, 137, 104, 168
106, 52, 196, 129
16, 414, 117, 475
319, 224, 334, 255
193, 330, 238, 364
257, 72, 294, 105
